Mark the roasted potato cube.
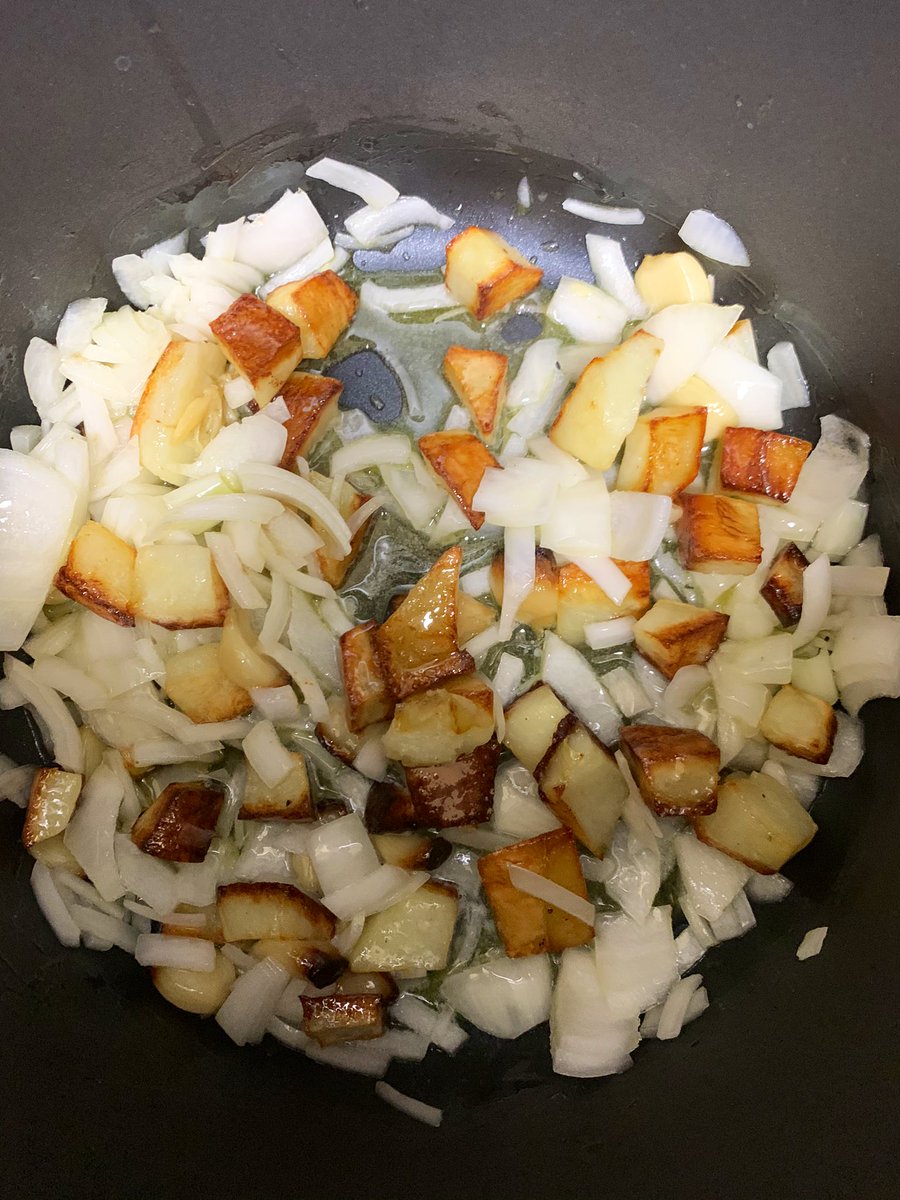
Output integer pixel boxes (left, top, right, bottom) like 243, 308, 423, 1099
716, 426, 812, 505
131, 781, 224, 863
301, 993, 385, 1046
315, 696, 363, 765
364, 782, 419, 833
616, 405, 706, 495
675, 493, 762, 576
382, 676, 494, 767
238, 755, 313, 821
164, 642, 252, 723
503, 683, 569, 773
250, 937, 347, 987
758, 684, 837, 764
349, 881, 459, 973
217, 881, 336, 942
218, 607, 289, 690
276, 372, 342, 468
693, 771, 817, 874
535, 716, 627, 856
556, 560, 651, 646
761, 543, 809, 626
418, 430, 500, 530
444, 226, 543, 319
131, 340, 226, 485
634, 251, 712, 311
266, 270, 358, 359
406, 738, 501, 828
549, 331, 663, 470
489, 548, 559, 631
618, 725, 719, 816
161, 903, 225, 943
23, 768, 82, 848
209, 292, 304, 407
478, 828, 593, 957
442, 344, 508, 438
457, 592, 496, 644
133, 544, 229, 629
371, 832, 452, 871
151, 952, 236, 1016
340, 619, 395, 732
55, 521, 135, 626
374, 546, 474, 699
633, 598, 729, 679
665, 376, 737, 442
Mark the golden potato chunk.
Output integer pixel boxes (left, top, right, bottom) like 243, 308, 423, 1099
444, 226, 543, 319
265, 269, 358, 359
535, 716, 627, 856
503, 683, 569, 774
382, 675, 494, 767
219, 607, 290, 690
478, 828, 593, 958
634, 251, 712, 311
761, 543, 809, 626
675, 493, 762, 576
131, 781, 224, 863
164, 642, 252, 723
250, 938, 348, 987
363, 782, 419, 833
371, 832, 452, 871
716, 426, 812, 505
374, 546, 473, 699
209, 292, 304, 407
309, 471, 373, 589
340, 619, 395, 732
618, 725, 719, 816
549, 331, 663, 470
490, 548, 559, 631
633, 598, 729, 679
55, 521, 136, 626
301, 993, 385, 1046
418, 430, 501, 531
456, 592, 496, 644
276, 371, 342, 468
693, 771, 817, 874
556, 560, 651, 646
616, 405, 706, 495
665, 376, 737, 442
152, 952, 235, 1016
133, 544, 229, 629
349, 881, 459, 974
23, 768, 82, 849
217, 881, 335, 942
442, 344, 508, 438
406, 738, 501, 828
758, 684, 837, 764
238, 755, 313, 821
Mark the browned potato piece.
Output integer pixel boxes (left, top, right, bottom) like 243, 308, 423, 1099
675, 493, 762, 576
340, 619, 395, 732
332, 970, 399, 1002
301, 994, 385, 1046
618, 724, 719, 816
692, 771, 817, 874
131, 782, 225, 863
349, 882, 459, 974
758, 684, 837, 764
418, 430, 500, 531
164, 642, 253, 723
457, 592, 496, 643
309, 471, 374, 589
250, 938, 347, 987
503, 683, 569, 774
217, 881, 336, 942
133, 544, 229, 629
406, 738, 501, 828
374, 546, 474, 699
151, 953, 236, 1016
364, 782, 419, 833
161, 903, 225, 942
616, 405, 706, 495
535, 716, 627, 856
265, 270, 359, 359
478, 828, 593, 957
54, 521, 135, 626
716, 426, 812, 505
444, 227, 543, 319
556, 559, 651, 645
371, 832, 452, 871
382, 676, 494, 767
489, 548, 559, 631
209, 292, 304, 407
633, 598, 729, 679
238, 756, 313, 821
761, 543, 809, 626
219, 608, 290, 690
315, 696, 362, 765
23, 768, 82, 848
276, 372, 342, 468
442, 344, 508, 438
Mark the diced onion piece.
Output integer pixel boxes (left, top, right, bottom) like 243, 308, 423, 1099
307, 812, 379, 894
601, 667, 651, 718
594, 906, 678, 1018
259, 643, 329, 723
792, 553, 832, 649
813, 500, 868, 560
257, 241, 343, 299
674, 928, 706, 974
31, 657, 108, 711
662, 665, 711, 725
330, 434, 411, 479
492, 652, 525, 708
708, 891, 756, 941
473, 459, 559, 528
679, 209, 750, 267
570, 556, 631, 605
551, 947, 640, 1078
831, 614, 900, 714
655, 973, 704, 1040
237, 464, 351, 557
216, 957, 290, 1046
540, 478, 611, 558
674, 831, 750, 922
441, 953, 552, 1039
352, 738, 388, 782
56, 297, 107, 357
492, 760, 561, 840
541, 632, 621, 744
321, 865, 427, 921
642, 303, 741, 403
187, 410, 288, 476
508, 864, 595, 926
507, 339, 566, 410
517, 176, 532, 210
829, 566, 889, 597
788, 415, 870, 527
345, 195, 454, 247
547, 276, 629, 344
360, 280, 456, 313
460, 565, 492, 598
797, 926, 828, 960
235, 190, 329, 275
696, 346, 783, 430
609, 492, 672, 561
248, 685, 301, 722
305, 157, 399, 209
63, 762, 124, 901
381, 463, 444, 529
242, 720, 295, 788
31, 862, 81, 948
204, 532, 267, 609
767, 341, 810, 410
562, 198, 645, 225
374, 1083, 443, 1128
135, 933, 216, 971
528, 435, 589, 486
746, 872, 794, 904
3, 657, 83, 772
585, 234, 647, 318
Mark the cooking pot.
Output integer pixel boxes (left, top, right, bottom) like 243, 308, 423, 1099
1, 2, 897, 1197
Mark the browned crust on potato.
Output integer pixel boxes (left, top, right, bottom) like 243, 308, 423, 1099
675, 493, 762, 575
405, 737, 501, 828
209, 293, 303, 386
216, 881, 336, 940
633, 599, 730, 679
340, 620, 395, 732
490, 547, 559, 630
131, 782, 225, 863
718, 426, 812, 505
301, 993, 385, 1046
442, 344, 508, 438
277, 371, 343, 468
267, 270, 358, 359
418, 430, 501, 530
618, 724, 720, 816
761, 542, 809, 626
364, 782, 420, 833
